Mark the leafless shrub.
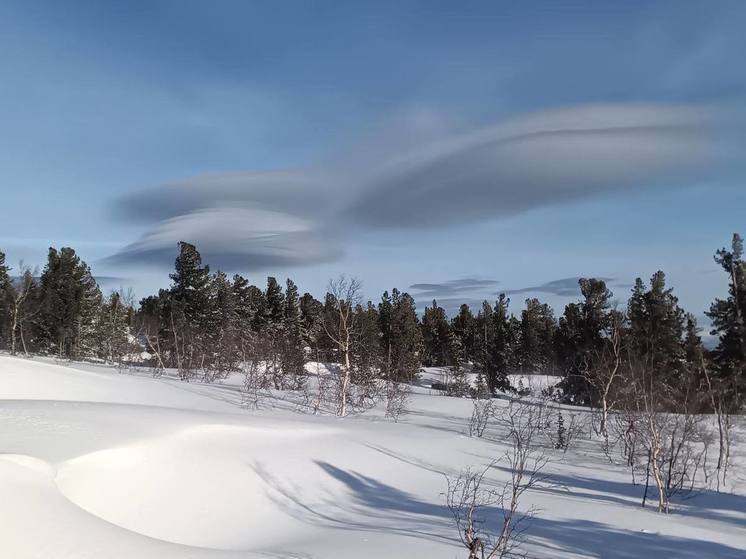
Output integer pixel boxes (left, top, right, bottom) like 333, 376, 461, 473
384, 379, 409, 421
469, 399, 495, 438
447, 399, 549, 558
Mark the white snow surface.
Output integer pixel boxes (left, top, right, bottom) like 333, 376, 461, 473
1, 354, 745, 558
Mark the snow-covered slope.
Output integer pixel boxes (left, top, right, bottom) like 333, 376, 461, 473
1, 355, 744, 558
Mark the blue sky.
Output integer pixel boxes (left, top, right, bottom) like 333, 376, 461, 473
1, 0, 745, 320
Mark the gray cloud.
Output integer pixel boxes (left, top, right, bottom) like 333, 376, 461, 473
109, 102, 743, 270
409, 277, 499, 298
104, 207, 341, 270
503, 277, 618, 298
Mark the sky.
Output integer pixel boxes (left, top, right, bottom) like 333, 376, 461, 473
1, 0, 745, 322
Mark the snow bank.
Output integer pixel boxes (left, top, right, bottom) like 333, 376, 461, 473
1, 355, 744, 559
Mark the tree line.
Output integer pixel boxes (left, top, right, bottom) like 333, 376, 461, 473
0, 235, 743, 417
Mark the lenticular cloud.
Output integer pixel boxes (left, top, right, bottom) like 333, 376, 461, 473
109, 102, 741, 270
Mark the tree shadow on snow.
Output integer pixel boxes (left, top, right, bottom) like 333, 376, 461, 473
251, 460, 745, 558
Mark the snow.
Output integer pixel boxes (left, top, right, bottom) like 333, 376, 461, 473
417, 366, 561, 396
1, 354, 745, 558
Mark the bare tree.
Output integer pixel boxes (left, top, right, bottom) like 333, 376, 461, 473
617, 354, 711, 512
322, 275, 362, 417
447, 399, 549, 558
700, 356, 733, 491
8, 263, 38, 356
469, 398, 495, 438
589, 309, 624, 442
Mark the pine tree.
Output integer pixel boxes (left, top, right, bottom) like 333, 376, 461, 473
281, 278, 306, 381
556, 278, 613, 405
684, 313, 704, 365
451, 304, 476, 365
34, 247, 102, 358
491, 294, 514, 391
627, 271, 685, 380
299, 292, 324, 349
519, 298, 556, 374
231, 274, 260, 336
170, 242, 211, 325
421, 300, 451, 366
0, 250, 10, 346
474, 300, 495, 394
351, 302, 382, 391
96, 291, 133, 364
379, 289, 422, 383
209, 271, 238, 376
378, 290, 395, 379
707, 233, 746, 387
265, 277, 285, 325
167, 242, 212, 375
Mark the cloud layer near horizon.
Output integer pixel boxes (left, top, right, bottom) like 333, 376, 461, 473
109, 102, 742, 271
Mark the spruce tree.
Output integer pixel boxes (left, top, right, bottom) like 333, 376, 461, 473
421, 300, 451, 367
265, 277, 285, 325
627, 271, 685, 380
299, 292, 324, 350
490, 294, 513, 391
451, 304, 476, 365
556, 278, 613, 405
707, 233, 746, 387
281, 278, 306, 380
34, 247, 102, 358
379, 289, 422, 382
167, 242, 213, 375
0, 250, 10, 346
519, 298, 556, 374
474, 300, 495, 393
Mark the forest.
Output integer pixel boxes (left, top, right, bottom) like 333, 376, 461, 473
0, 236, 743, 419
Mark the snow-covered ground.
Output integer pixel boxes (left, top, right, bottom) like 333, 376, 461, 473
417, 366, 561, 395
1, 355, 745, 558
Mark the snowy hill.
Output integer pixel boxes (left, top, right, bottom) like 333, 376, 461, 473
1, 355, 745, 558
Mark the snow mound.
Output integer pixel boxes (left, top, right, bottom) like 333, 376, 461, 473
55, 424, 333, 550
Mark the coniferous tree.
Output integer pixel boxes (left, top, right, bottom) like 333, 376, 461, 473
519, 298, 556, 374
556, 278, 613, 404
34, 247, 102, 358
490, 294, 514, 391
299, 292, 324, 350
379, 289, 422, 383
264, 277, 285, 325
707, 233, 746, 390
627, 271, 685, 388
351, 301, 382, 393
421, 300, 451, 366
0, 250, 10, 346
684, 313, 704, 366
473, 301, 495, 395
209, 271, 239, 376
451, 304, 476, 365
96, 291, 133, 364
167, 242, 212, 375
281, 278, 306, 383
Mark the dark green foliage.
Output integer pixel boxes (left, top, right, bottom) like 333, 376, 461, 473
627, 271, 685, 374
264, 277, 285, 325
421, 300, 452, 367
708, 234, 746, 380
556, 278, 613, 405
0, 250, 10, 343
451, 304, 476, 363
519, 298, 556, 374
34, 247, 102, 358
281, 278, 306, 379
379, 289, 422, 382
